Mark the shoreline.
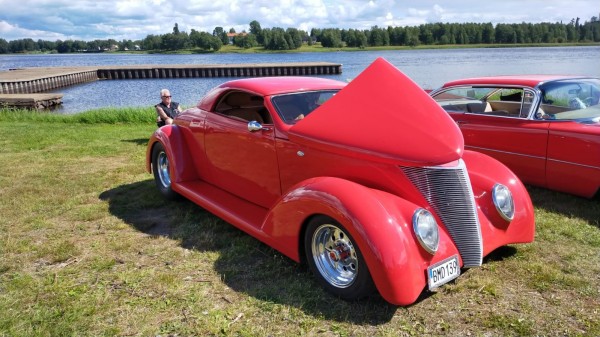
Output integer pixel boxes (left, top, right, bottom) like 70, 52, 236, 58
4, 42, 599, 56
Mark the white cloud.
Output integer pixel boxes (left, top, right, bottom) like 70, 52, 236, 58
0, 0, 597, 41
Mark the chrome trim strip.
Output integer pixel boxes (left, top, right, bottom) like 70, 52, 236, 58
467, 146, 599, 170
547, 158, 600, 170
466, 145, 545, 160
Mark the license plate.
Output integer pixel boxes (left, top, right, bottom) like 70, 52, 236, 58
427, 255, 460, 290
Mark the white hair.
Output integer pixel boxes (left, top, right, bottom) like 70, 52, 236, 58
160, 89, 171, 97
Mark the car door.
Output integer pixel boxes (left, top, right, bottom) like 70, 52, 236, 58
433, 85, 548, 186
455, 114, 549, 187
203, 112, 280, 209
546, 121, 600, 197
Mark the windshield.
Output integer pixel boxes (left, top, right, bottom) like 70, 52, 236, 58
538, 78, 600, 121
272, 90, 339, 124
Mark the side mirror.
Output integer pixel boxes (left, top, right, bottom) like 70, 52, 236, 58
248, 120, 266, 132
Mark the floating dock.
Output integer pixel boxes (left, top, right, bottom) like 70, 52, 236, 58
0, 62, 342, 95
0, 93, 64, 109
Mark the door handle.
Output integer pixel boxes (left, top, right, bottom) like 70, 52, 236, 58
190, 119, 203, 127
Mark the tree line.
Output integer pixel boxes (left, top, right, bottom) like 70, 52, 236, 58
1, 16, 598, 54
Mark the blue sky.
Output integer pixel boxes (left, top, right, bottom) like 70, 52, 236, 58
0, 0, 598, 41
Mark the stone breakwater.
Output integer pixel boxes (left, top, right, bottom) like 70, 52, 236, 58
0, 62, 343, 95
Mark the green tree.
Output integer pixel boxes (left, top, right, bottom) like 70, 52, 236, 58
344, 29, 367, 48
0, 38, 9, 53
319, 29, 343, 48
37, 39, 56, 52
189, 29, 222, 51
285, 28, 303, 49
213, 27, 229, 44
233, 34, 257, 48
495, 24, 515, 43
368, 26, 389, 46
482, 23, 495, 43
419, 25, 434, 44
142, 34, 162, 50
161, 32, 189, 50
55, 40, 73, 53
249, 20, 262, 36
266, 28, 289, 50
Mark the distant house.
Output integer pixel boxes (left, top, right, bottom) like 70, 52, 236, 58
226, 32, 248, 45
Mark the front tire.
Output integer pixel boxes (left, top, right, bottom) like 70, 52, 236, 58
151, 142, 179, 200
304, 215, 375, 300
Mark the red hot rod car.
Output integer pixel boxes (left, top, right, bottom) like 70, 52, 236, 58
146, 58, 535, 306
430, 75, 600, 198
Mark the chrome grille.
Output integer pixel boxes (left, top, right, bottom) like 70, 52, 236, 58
401, 160, 482, 267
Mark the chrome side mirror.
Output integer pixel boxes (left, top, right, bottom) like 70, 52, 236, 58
248, 120, 266, 132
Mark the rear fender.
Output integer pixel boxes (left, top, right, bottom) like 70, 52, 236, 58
146, 125, 197, 183
262, 176, 459, 305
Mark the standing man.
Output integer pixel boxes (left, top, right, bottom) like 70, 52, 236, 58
156, 89, 182, 127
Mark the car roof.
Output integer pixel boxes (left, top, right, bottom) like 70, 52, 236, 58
441, 75, 590, 88
218, 76, 346, 95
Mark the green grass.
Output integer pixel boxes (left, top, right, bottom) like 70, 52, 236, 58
0, 108, 599, 336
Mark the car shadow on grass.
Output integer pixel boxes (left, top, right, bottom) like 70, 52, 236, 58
122, 138, 151, 146
526, 186, 600, 229
100, 180, 398, 324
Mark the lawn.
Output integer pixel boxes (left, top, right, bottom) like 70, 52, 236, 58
0, 108, 598, 336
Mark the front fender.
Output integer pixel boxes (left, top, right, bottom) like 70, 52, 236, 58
262, 176, 459, 306
463, 150, 535, 254
145, 125, 197, 183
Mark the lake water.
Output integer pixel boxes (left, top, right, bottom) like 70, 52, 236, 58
1, 46, 599, 114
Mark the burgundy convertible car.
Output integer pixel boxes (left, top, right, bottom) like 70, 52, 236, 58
146, 58, 535, 305
430, 75, 600, 198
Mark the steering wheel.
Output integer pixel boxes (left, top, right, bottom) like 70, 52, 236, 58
583, 97, 594, 107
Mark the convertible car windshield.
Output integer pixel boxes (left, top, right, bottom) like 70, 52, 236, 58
538, 78, 600, 120
272, 90, 338, 124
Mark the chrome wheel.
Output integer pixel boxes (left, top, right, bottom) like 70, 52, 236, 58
157, 150, 171, 188
311, 224, 358, 288
151, 142, 178, 200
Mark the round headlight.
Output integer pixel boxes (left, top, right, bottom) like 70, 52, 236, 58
412, 209, 439, 254
492, 183, 515, 221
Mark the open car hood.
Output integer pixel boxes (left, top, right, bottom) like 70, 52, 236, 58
288, 57, 464, 166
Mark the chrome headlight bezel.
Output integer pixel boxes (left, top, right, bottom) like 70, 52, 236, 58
492, 183, 515, 221
412, 208, 439, 254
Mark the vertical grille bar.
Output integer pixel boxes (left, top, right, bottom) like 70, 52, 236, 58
401, 160, 482, 267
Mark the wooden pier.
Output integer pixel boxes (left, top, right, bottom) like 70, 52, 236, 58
0, 62, 342, 95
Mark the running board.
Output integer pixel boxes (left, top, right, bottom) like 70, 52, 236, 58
173, 180, 270, 242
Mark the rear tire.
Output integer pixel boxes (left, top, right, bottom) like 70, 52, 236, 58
151, 142, 179, 200
304, 215, 375, 300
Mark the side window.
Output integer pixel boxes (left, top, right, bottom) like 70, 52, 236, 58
213, 91, 269, 124
433, 87, 495, 114
484, 88, 526, 118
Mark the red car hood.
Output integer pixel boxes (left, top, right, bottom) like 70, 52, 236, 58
288, 57, 464, 166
